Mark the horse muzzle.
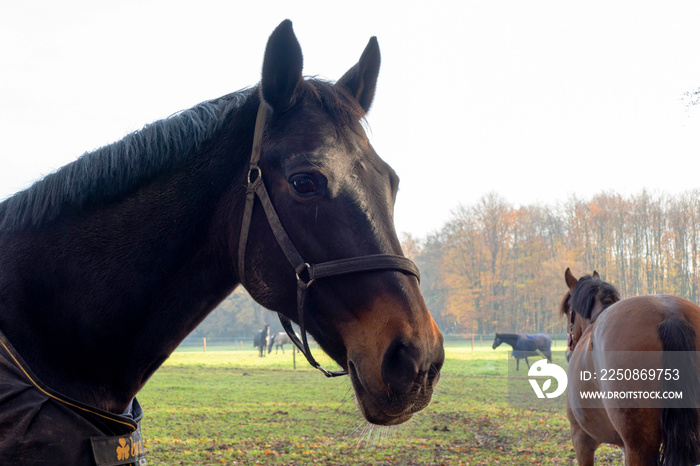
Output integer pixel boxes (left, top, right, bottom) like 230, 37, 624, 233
348, 336, 444, 425
340, 295, 444, 425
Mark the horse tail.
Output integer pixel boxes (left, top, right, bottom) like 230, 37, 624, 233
658, 314, 700, 466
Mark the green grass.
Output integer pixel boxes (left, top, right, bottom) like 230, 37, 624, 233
138, 343, 623, 465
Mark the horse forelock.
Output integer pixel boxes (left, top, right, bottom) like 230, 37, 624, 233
570, 275, 620, 319
303, 78, 367, 130
0, 90, 251, 232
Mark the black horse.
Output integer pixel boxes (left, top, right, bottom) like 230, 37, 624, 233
492, 332, 552, 370
253, 325, 270, 357
0, 20, 444, 464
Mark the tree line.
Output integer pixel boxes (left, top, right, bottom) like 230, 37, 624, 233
406, 189, 700, 336
192, 189, 700, 339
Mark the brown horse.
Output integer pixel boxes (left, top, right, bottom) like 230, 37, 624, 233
561, 268, 700, 465
0, 20, 444, 464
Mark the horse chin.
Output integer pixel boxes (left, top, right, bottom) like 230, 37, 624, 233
347, 360, 431, 426
304, 323, 429, 426
299, 294, 444, 426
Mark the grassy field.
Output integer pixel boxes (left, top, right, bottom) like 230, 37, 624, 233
138, 341, 624, 465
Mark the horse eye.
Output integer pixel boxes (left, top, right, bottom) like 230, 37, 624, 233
290, 175, 317, 195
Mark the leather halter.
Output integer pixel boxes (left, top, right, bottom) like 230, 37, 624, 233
567, 304, 605, 352
567, 310, 576, 351
237, 98, 421, 377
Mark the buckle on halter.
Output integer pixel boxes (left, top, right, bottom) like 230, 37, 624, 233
316, 364, 348, 378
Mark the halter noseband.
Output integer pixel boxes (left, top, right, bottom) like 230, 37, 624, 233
237, 98, 421, 377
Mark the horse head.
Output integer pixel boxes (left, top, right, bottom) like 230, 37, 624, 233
238, 21, 444, 426
560, 268, 620, 360
492, 333, 502, 349
267, 332, 275, 354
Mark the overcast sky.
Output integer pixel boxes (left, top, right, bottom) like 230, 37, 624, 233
2, 1, 700, 238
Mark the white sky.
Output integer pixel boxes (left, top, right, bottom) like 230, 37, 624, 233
2, 1, 700, 238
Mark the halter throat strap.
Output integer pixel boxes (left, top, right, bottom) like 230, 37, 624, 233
237, 98, 420, 377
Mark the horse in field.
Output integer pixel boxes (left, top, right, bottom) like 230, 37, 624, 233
268, 331, 298, 354
0, 20, 444, 464
254, 325, 270, 357
492, 332, 552, 370
561, 268, 700, 465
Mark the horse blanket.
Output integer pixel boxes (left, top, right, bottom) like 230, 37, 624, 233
512, 333, 551, 359
0, 330, 146, 465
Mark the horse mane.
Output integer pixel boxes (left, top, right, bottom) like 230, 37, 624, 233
0, 78, 365, 233
559, 274, 621, 319
0, 90, 251, 232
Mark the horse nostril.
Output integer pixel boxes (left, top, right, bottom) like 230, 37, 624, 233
427, 361, 442, 386
381, 340, 421, 396
427, 343, 445, 386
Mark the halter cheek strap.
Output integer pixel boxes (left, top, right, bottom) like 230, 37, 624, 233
567, 311, 576, 351
568, 303, 607, 352
238, 98, 421, 377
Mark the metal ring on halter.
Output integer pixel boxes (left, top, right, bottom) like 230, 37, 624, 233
295, 263, 313, 286
247, 167, 261, 184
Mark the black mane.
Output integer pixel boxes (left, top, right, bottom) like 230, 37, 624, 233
569, 274, 620, 319
0, 78, 365, 233
0, 90, 251, 231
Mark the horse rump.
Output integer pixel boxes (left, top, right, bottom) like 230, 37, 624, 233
658, 314, 700, 466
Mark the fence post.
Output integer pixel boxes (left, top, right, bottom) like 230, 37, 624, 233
203, 337, 207, 352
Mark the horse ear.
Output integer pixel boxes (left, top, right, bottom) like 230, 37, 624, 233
564, 268, 578, 290
261, 19, 303, 112
336, 37, 381, 115
592, 270, 600, 279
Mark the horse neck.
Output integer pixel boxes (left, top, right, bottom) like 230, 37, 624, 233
0, 97, 257, 413
497, 334, 520, 348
